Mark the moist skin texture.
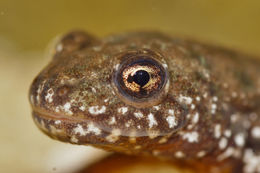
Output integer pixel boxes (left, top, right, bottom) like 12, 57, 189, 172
29, 31, 260, 173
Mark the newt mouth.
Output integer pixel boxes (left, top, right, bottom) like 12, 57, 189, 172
31, 107, 112, 145
32, 106, 85, 123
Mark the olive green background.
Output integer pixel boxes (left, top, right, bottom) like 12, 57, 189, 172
0, 0, 260, 173
1, 0, 260, 54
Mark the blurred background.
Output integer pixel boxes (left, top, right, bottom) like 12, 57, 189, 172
0, 0, 260, 173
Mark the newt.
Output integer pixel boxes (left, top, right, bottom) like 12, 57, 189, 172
29, 31, 260, 173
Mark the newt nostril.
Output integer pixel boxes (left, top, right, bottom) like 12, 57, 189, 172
57, 85, 70, 97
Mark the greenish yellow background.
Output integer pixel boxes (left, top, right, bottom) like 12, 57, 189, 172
0, 0, 260, 173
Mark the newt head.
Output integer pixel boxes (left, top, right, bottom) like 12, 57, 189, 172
29, 31, 216, 156
29, 30, 260, 173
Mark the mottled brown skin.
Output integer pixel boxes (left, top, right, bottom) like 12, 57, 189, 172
29, 31, 260, 173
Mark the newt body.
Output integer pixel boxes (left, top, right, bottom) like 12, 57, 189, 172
29, 31, 260, 173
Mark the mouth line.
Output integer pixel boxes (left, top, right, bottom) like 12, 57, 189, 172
32, 106, 87, 123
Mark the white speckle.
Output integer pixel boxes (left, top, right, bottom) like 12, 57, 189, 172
251, 126, 260, 139
219, 137, 228, 149
125, 123, 130, 128
211, 104, 217, 114
217, 147, 235, 161
73, 123, 101, 136
148, 130, 159, 139
64, 102, 71, 110
234, 133, 245, 147
137, 125, 141, 129
191, 104, 196, 110
56, 44, 63, 52
104, 98, 109, 103
55, 107, 60, 112
87, 123, 101, 135
134, 112, 143, 118
112, 90, 115, 95
73, 124, 86, 136
91, 72, 97, 78
129, 131, 136, 143
114, 64, 120, 70
243, 149, 260, 173
224, 129, 232, 137
30, 95, 34, 105
168, 109, 174, 115
63, 102, 72, 115
153, 105, 160, 111
88, 106, 106, 115
36, 80, 46, 103
55, 120, 61, 125
223, 83, 229, 88
166, 116, 177, 128
196, 96, 201, 102
204, 72, 210, 79
92, 46, 101, 52
192, 112, 199, 124
175, 151, 185, 158
49, 125, 62, 134
162, 63, 168, 69
118, 107, 128, 115
179, 95, 193, 105
66, 78, 77, 85
187, 124, 193, 130
134, 145, 141, 150
182, 131, 199, 143
147, 113, 157, 128
106, 129, 121, 142
70, 135, 78, 143
197, 151, 206, 158
45, 88, 54, 103
232, 92, 238, 98
91, 87, 97, 93
231, 114, 239, 123
214, 124, 221, 139
109, 116, 116, 125
152, 150, 160, 156
79, 106, 85, 111
203, 92, 208, 98
165, 80, 170, 92
212, 96, 218, 102
125, 120, 132, 128
158, 137, 168, 144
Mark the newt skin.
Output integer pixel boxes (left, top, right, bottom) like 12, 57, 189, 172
29, 31, 260, 173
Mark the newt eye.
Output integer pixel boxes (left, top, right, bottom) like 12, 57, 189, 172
113, 50, 169, 108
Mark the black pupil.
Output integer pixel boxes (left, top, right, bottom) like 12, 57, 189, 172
128, 70, 150, 87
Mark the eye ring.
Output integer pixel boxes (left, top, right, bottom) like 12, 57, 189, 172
113, 49, 169, 108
